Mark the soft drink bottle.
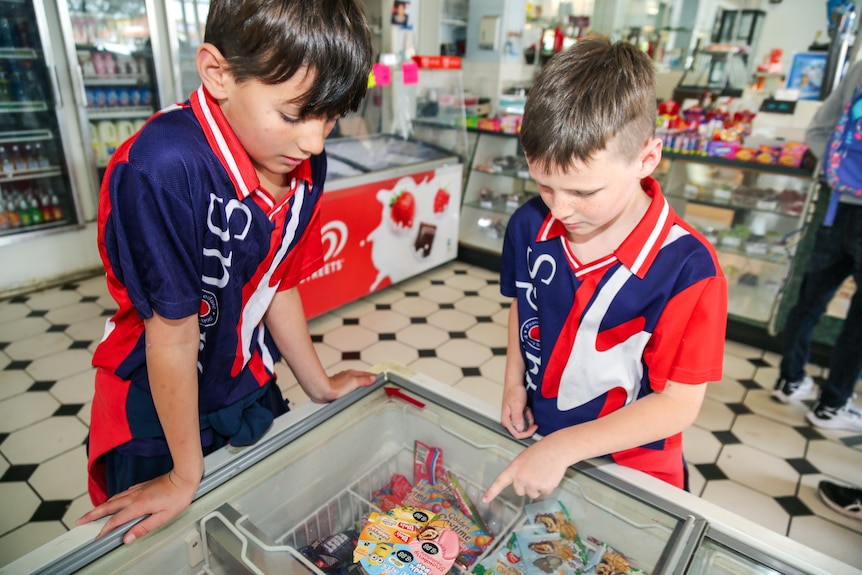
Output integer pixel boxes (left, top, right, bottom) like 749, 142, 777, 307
0, 189, 9, 230
0, 146, 12, 175
5, 190, 20, 228
38, 185, 53, 222
27, 189, 42, 225
0, 69, 11, 102
15, 18, 31, 48
34, 143, 49, 168
8, 65, 25, 101
24, 66, 44, 102
16, 191, 32, 226
0, 18, 14, 48
11, 144, 26, 171
24, 144, 38, 170
50, 192, 63, 221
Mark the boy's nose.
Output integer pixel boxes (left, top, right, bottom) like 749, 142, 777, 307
297, 118, 334, 156
549, 197, 574, 221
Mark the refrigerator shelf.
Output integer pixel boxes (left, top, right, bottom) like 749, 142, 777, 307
0, 167, 61, 181
88, 107, 153, 120
83, 75, 151, 86
0, 128, 52, 143
0, 47, 37, 60
0, 102, 48, 113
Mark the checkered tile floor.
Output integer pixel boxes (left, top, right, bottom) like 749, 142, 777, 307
1, 261, 861, 568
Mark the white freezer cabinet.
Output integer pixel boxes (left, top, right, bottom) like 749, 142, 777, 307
4, 362, 858, 575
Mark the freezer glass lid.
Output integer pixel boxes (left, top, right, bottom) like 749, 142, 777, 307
61, 373, 684, 575
325, 134, 454, 173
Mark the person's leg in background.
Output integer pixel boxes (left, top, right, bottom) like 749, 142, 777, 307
774, 219, 851, 403
806, 204, 862, 431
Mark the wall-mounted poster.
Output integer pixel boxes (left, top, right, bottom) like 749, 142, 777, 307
786, 52, 828, 100
391, 1, 409, 27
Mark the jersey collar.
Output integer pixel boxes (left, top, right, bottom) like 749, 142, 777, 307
189, 85, 313, 202
535, 176, 673, 279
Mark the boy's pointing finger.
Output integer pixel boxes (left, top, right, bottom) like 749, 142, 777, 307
482, 468, 514, 504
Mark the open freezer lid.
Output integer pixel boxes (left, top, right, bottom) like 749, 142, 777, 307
3, 361, 859, 575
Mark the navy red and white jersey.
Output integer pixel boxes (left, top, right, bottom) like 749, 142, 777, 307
500, 177, 726, 488
88, 85, 325, 501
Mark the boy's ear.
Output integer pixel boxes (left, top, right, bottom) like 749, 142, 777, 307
637, 137, 663, 178
197, 43, 230, 99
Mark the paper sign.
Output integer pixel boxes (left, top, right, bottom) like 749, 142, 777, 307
372, 63, 391, 86
402, 62, 419, 85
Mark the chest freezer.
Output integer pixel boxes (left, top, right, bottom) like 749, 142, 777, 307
298, 135, 463, 318
3, 361, 859, 575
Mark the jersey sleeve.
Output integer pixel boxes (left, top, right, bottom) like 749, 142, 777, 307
644, 272, 728, 388
500, 212, 520, 298
103, 162, 203, 321
275, 194, 324, 291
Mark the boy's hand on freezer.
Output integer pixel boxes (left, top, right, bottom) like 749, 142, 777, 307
76, 468, 200, 544
502, 403, 538, 439
311, 369, 377, 403
500, 384, 537, 439
481, 439, 568, 504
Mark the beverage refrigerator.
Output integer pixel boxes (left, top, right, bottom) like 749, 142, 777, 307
0, 0, 184, 296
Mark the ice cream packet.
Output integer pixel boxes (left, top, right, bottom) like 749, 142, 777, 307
402, 479, 493, 566
299, 529, 359, 573
585, 536, 649, 575
473, 532, 527, 575
524, 500, 585, 548
516, 528, 587, 575
353, 506, 434, 563
359, 521, 460, 575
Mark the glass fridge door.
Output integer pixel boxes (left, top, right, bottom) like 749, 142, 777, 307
165, 0, 209, 100
0, 0, 81, 242
62, 0, 160, 181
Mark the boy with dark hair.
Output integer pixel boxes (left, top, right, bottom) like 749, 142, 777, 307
77, 0, 376, 543
483, 37, 727, 503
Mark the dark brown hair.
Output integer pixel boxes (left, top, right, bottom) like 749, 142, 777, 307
520, 36, 656, 172
205, 0, 373, 119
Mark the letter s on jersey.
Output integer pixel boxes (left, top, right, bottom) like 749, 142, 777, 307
202, 194, 253, 288
516, 246, 557, 312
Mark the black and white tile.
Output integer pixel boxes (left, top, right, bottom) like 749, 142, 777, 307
1, 262, 861, 568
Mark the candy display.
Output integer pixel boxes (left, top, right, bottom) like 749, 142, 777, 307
656, 98, 809, 168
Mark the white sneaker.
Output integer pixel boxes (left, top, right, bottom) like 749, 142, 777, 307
807, 399, 862, 432
771, 375, 815, 403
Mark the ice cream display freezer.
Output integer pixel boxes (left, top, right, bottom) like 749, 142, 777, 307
2, 361, 859, 575
296, 134, 463, 318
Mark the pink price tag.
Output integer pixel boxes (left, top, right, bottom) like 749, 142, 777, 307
401, 62, 419, 85
372, 63, 391, 86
